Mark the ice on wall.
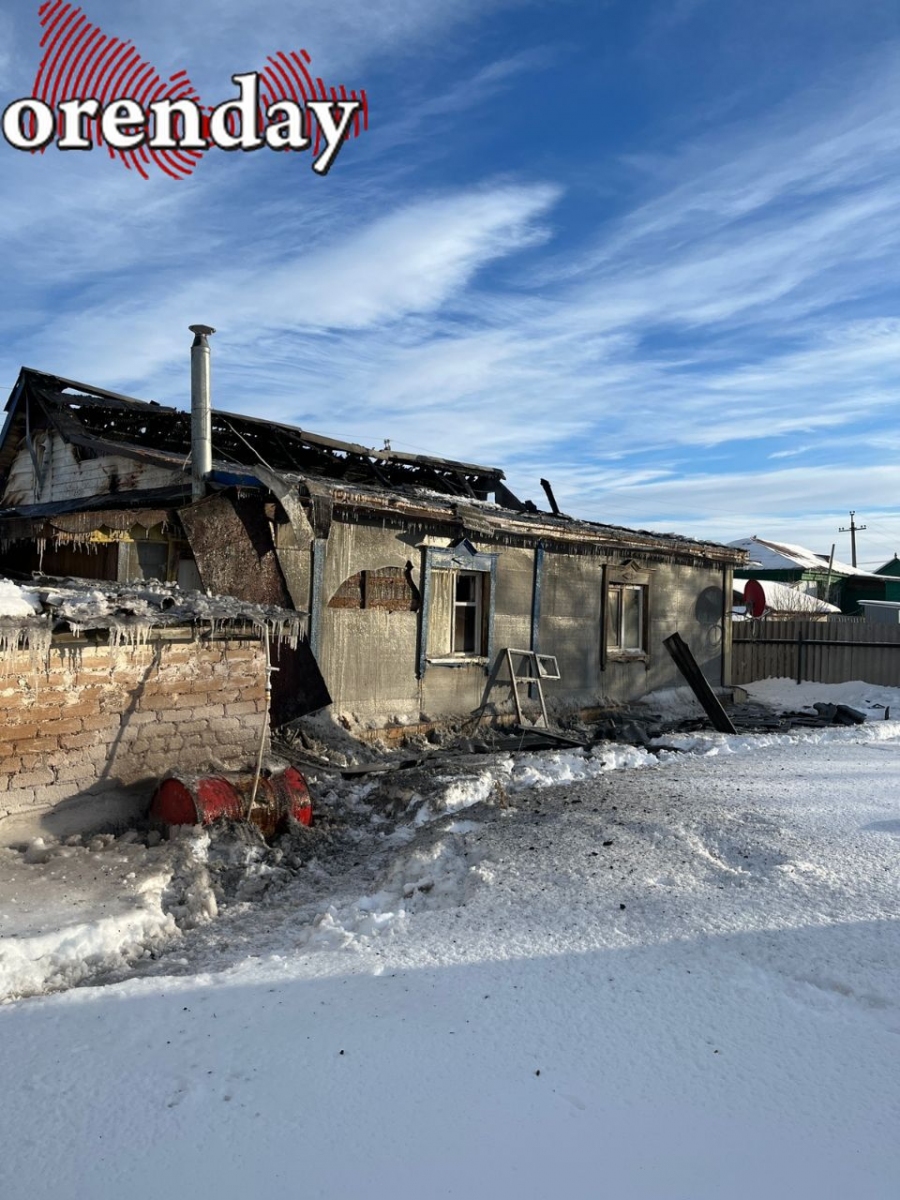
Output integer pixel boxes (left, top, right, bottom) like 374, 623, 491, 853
0, 574, 303, 666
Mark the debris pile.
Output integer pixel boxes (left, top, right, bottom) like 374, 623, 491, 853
729, 700, 869, 731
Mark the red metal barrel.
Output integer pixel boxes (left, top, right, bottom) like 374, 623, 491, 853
150, 766, 312, 836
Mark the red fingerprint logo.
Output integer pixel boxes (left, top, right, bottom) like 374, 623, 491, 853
258, 51, 369, 159
24, 1, 369, 179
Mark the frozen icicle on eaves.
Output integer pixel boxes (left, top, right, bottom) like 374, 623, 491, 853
0, 617, 52, 673
28, 624, 51, 672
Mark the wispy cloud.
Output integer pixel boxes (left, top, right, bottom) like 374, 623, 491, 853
1, 180, 559, 385
2, 2, 900, 567
76, 0, 540, 84
371, 50, 553, 154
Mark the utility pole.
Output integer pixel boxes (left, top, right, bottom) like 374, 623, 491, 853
823, 543, 835, 604
839, 511, 866, 569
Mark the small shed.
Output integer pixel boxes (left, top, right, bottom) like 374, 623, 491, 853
858, 600, 900, 625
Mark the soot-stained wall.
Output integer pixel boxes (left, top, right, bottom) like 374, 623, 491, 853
315, 518, 732, 724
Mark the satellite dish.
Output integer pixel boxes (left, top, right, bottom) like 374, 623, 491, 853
744, 579, 767, 619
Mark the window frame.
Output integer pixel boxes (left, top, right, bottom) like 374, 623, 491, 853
607, 583, 647, 653
418, 540, 497, 675
603, 561, 652, 665
452, 570, 485, 656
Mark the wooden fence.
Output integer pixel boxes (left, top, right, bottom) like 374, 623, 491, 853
732, 618, 900, 686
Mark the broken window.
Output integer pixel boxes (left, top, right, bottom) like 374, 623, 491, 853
118, 539, 168, 583
604, 562, 653, 663
607, 584, 646, 652
176, 555, 203, 591
426, 568, 490, 659
420, 541, 497, 673
454, 571, 483, 653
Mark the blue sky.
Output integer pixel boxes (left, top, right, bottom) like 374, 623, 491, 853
2, 0, 900, 567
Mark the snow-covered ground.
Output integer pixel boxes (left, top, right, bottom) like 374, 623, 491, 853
0, 829, 218, 999
742, 675, 900, 715
644, 675, 900, 721
2, 719, 900, 1197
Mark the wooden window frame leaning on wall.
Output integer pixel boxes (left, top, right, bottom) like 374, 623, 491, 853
418, 540, 497, 674
603, 560, 653, 666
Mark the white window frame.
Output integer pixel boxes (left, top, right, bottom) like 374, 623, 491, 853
451, 570, 486, 657
605, 574, 650, 663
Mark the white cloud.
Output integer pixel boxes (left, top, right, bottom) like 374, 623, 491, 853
70, 0, 539, 86
2, 181, 559, 386
3, 9, 900, 566
265, 185, 559, 329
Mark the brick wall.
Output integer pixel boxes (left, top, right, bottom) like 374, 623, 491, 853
0, 633, 267, 842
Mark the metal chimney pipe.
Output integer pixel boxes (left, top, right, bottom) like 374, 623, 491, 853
189, 324, 215, 501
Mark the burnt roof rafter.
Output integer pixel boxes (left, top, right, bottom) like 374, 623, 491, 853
7, 367, 505, 498
0, 368, 748, 565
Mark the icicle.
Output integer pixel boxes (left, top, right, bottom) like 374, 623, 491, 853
28, 625, 51, 674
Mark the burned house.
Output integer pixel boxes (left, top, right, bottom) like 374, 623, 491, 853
0, 338, 745, 732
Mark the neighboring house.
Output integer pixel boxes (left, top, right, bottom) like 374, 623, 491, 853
0, 365, 746, 729
730, 535, 894, 614
875, 555, 900, 585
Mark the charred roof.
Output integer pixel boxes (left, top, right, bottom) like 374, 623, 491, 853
0, 367, 746, 565
1, 368, 506, 500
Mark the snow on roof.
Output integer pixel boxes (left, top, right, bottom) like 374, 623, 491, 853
0, 575, 304, 647
0, 579, 41, 618
745, 578, 841, 614
730, 536, 882, 579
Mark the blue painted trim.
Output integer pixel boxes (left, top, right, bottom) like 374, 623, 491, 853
309, 537, 327, 658
427, 539, 495, 573
600, 562, 608, 672
207, 469, 262, 489
416, 547, 433, 679
529, 542, 544, 698
486, 554, 498, 670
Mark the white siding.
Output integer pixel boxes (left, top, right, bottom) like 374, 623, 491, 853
2, 432, 183, 506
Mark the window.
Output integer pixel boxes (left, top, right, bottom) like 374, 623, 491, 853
419, 541, 497, 673
607, 583, 646, 652
604, 563, 652, 663
454, 571, 483, 653
118, 539, 168, 583
426, 568, 489, 659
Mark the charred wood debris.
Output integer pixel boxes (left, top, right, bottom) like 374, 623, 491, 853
274, 694, 873, 784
